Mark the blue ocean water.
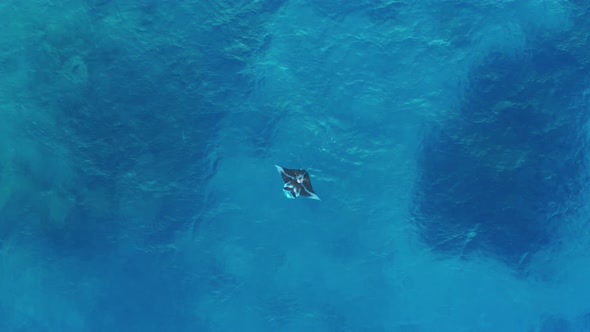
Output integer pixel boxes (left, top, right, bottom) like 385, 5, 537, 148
1, 0, 590, 331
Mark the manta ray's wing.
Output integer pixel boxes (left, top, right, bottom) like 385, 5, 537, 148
275, 165, 307, 183
299, 174, 320, 200
275, 165, 295, 183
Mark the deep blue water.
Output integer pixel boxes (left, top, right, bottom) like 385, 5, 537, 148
1, 1, 590, 331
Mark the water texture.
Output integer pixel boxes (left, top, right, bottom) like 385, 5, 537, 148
1, 1, 589, 331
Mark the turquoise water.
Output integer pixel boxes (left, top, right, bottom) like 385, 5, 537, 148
1, 1, 590, 331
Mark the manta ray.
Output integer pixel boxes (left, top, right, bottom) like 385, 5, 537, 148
275, 165, 320, 200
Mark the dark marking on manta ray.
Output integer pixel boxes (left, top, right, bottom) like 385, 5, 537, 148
275, 165, 320, 200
